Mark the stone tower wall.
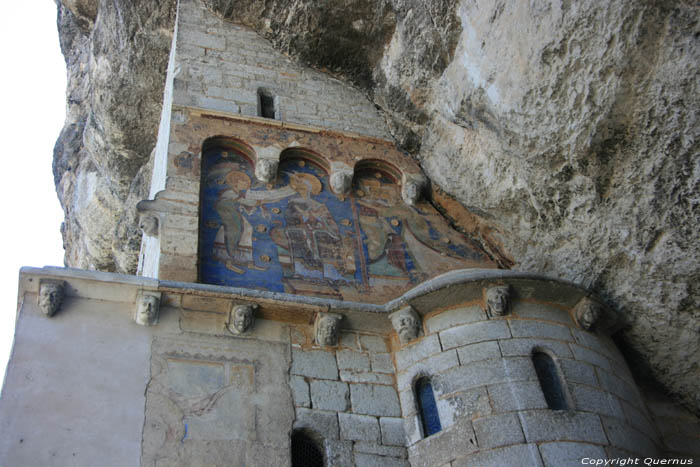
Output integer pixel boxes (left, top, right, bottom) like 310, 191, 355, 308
394, 286, 660, 466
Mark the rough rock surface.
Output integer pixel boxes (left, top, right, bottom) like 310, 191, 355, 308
53, 0, 175, 272
53, 0, 699, 412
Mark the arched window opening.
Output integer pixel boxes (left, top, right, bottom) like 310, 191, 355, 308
258, 88, 276, 119
415, 377, 441, 437
532, 351, 569, 410
291, 430, 324, 467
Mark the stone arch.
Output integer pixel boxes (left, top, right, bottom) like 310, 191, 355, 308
353, 158, 402, 184
279, 147, 331, 175
201, 136, 257, 164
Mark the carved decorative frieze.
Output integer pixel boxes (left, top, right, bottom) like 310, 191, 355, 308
38, 280, 66, 317
484, 285, 511, 318
135, 291, 161, 326
314, 312, 344, 346
227, 303, 258, 335
573, 297, 602, 331
389, 306, 421, 344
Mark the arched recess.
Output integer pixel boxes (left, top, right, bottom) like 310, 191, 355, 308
279, 147, 331, 176
532, 349, 571, 411
353, 158, 401, 184
291, 429, 324, 467
415, 376, 442, 437
198, 136, 257, 285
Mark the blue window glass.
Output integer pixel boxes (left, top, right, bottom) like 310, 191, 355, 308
416, 377, 441, 436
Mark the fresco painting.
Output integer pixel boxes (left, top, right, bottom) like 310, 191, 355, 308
200, 147, 491, 302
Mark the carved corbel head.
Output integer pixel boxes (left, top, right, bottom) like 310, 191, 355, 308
330, 170, 354, 197
227, 303, 258, 335
38, 280, 66, 317
135, 291, 161, 326
401, 174, 428, 206
136, 198, 164, 238
485, 285, 511, 318
573, 297, 602, 331
389, 306, 421, 344
314, 312, 344, 346
139, 213, 160, 237
255, 158, 279, 183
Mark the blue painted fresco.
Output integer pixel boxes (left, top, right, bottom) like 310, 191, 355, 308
199, 147, 489, 302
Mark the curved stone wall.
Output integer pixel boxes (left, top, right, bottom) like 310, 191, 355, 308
392, 277, 660, 466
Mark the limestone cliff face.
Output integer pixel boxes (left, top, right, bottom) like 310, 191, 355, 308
54, 0, 699, 412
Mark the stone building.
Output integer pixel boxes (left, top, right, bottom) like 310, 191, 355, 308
1, 1, 697, 466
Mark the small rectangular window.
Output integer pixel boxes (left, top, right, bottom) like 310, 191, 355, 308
259, 91, 275, 119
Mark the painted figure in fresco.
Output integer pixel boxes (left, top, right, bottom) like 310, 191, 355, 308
227, 303, 257, 334
38, 281, 65, 317
573, 297, 601, 331
485, 285, 511, 318
271, 172, 352, 281
314, 312, 343, 346
135, 294, 160, 326
212, 169, 255, 271
355, 175, 477, 282
389, 306, 421, 344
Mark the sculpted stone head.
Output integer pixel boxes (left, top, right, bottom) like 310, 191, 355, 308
139, 213, 159, 237
401, 177, 426, 206
314, 312, 343, 346
228, 304, 257, 334
255, 159, 279, 183
390, 306, 421, 344
330, 170, 353, 196
38, 281, 65, 317
574, 297, 601, 331
135, 294, 160, 326
485, 285, 511, 317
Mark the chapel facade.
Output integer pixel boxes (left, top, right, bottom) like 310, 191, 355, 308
0, 1, 670, 465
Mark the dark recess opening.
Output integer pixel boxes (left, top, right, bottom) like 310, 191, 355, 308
259, 90, 275, 119
291, 430, 323, 467
532, 351, 569, 410
415, 377, 442, 436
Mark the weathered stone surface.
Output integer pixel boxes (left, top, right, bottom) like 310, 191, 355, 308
54, 0, 700, 413
55, 0, 176, 273
310, 380, 349, 412
338, 413, 380, 442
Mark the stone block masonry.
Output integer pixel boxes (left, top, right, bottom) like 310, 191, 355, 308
174, 0, 390, 140
290, 329, 407, 465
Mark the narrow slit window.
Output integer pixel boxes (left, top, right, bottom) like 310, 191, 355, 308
258, 89, 276, 119
532, 351, 569, 410
416, 377, 441, 437
291, 430, 323, 467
